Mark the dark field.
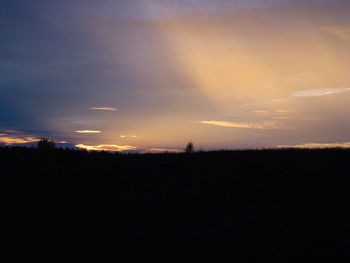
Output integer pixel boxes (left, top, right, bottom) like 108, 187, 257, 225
3, 147, 350, 262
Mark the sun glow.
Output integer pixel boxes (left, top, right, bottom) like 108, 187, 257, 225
149, 9, 350, 112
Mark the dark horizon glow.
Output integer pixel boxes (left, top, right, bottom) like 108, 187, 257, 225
1, 0, 350, 151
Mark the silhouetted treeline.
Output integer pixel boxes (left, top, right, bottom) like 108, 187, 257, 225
3, 146, 350, 262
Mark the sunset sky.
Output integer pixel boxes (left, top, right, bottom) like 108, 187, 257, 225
1, 0, 350, 152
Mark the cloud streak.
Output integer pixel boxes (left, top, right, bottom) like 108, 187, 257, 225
90, 107, 118, 111
199, 120, 283, 129
293, 88, 350, 97
76, 130, 101, 134
278, 142, 350, 149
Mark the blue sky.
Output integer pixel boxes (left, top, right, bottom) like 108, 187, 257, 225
1, 0, 350, 151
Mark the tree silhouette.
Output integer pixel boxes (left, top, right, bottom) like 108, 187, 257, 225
185, 141, 194, 154
37, 137, 56, 150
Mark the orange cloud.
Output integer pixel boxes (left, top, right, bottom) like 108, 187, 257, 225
90, 107, 118, 111
75, 144, 136, 151
0, 136, 39, 145
199, 120, 283, 129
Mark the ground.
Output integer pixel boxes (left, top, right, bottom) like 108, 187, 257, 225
3, 147, 350, 262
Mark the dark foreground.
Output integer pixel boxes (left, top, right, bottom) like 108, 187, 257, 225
2, 147, 350, 262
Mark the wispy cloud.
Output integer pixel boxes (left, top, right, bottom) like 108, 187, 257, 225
277, 142, 350, 149
75, 144, 136, 152
120, 135, 137, 138
321, 25, 350, 40
199, 120, 283, 129
274, 110, 297, 114
76, 130, 101, 134
0, 129, 21, 134
251, 109, 297, 116
90, 107, 118, 111
251, 110, 271, 115
249, 109, 314, 121
293, 88, 350, 97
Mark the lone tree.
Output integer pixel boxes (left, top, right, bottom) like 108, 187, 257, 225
185, 141, 194, 154
37, 137, 56, 150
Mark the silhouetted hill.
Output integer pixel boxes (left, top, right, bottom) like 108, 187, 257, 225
3, 147, 350, 262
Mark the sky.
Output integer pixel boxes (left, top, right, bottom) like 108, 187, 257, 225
1, 0, 350, 152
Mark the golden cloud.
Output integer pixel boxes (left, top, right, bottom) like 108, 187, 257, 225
90, 107, 118, 111
277, 142, 350, 149
199, 120, 283, 129
75, 144, 137, 151
76, 130, 101, 134
321, 26, 350, 40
